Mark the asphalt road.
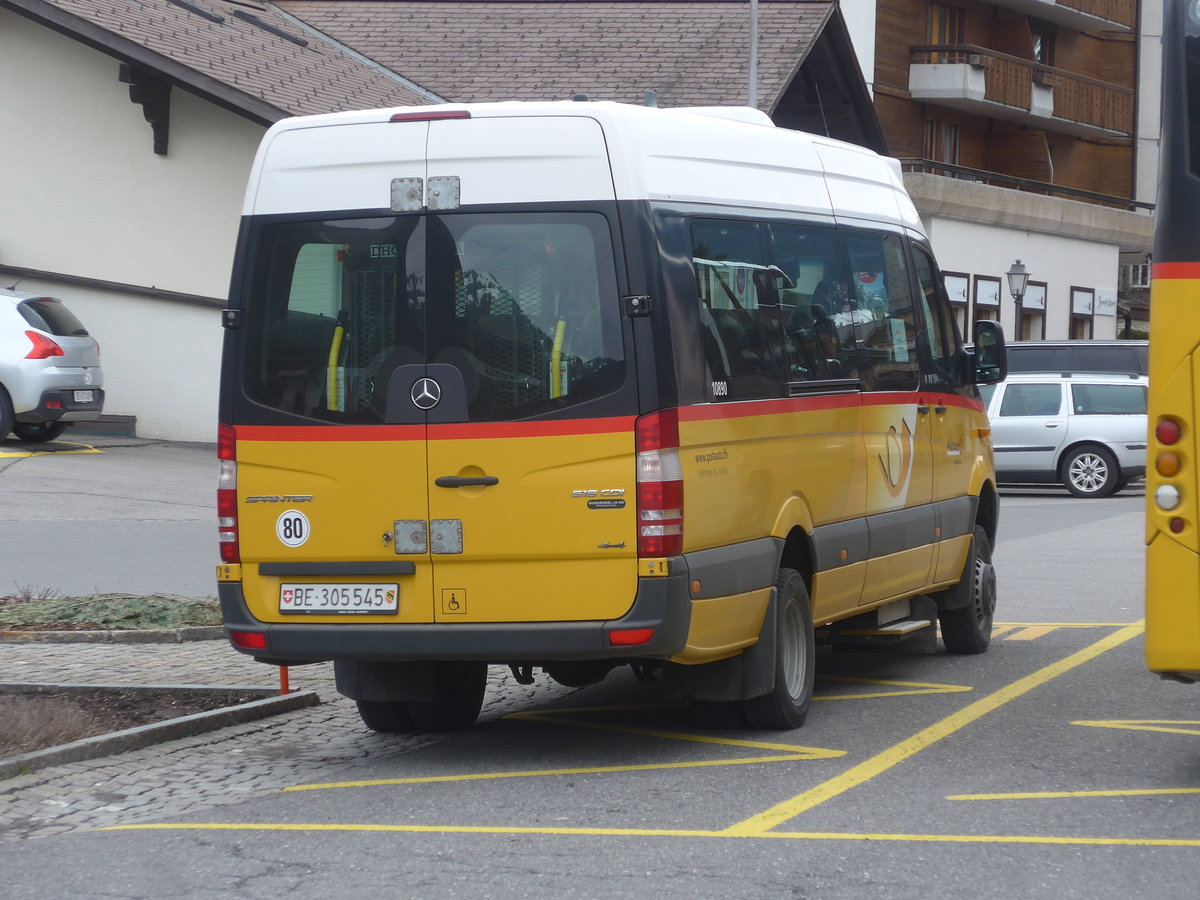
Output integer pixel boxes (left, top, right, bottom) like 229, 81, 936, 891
2, 438, 1194, 899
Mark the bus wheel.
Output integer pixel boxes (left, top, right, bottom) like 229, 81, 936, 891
356, 699, 416, 733
938, 526, 996, 655
1062, 445, 1119, 497
742, 568, 816, 730
405, 662, 488, 731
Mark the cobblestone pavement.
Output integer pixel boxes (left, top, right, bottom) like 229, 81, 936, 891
0, 641, 574, 842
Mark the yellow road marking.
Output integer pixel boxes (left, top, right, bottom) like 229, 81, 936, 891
949, 788, 1200, 801
995, 622, 1140, 628
100, 822, 1200, 848
0, 440, 101, 458
813, 676, 972, 701
720, 621, 1145, 836
1073, 720, 1200, 737
287, 706, 844, 792
1004, 625, 1058, 641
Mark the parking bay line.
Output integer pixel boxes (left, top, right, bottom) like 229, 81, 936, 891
102, 821, 1200, 849
720, 621, 1146, 837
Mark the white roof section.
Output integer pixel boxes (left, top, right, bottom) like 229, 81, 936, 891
244, 101, 924, 235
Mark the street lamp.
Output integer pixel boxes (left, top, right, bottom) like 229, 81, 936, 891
1006, 259, 1029, 340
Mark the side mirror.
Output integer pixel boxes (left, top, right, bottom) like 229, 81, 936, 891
971, 320, 1007, 384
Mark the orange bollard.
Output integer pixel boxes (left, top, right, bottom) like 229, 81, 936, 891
279, 665, 290, 695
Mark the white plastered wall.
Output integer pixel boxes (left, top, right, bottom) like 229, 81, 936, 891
0, 10, 267, 441
922, 216, 1120, 340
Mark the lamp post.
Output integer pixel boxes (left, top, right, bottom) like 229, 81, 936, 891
1006, 259, 1029, 340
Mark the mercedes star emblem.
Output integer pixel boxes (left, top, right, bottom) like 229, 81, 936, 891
411, 377, 442, 410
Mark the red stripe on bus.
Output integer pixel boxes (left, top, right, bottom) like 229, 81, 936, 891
237, 425, 426, 442
236, 417, 637, 443
1152, 262, 1200, 280
234, 393, 981, 442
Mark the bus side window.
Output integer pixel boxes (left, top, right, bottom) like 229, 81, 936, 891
844, 233, 920, 392
691, 219, 785, 399
766, 222, 851, 382
911, 245, 966, 386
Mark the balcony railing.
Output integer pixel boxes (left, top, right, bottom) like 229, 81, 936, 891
899, 158, 1154, 213
989, 0, 1136, 31
910, 45, 1133, 136
1054, 0, 1135, 29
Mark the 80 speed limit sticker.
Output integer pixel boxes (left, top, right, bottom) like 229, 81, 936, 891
276, 509, 310, 547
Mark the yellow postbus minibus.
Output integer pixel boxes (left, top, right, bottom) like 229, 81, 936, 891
1146, 0, 1200, 683
216, 101, 1007, 731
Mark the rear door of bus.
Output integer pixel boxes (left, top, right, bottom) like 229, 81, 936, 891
237, 114, 639, 627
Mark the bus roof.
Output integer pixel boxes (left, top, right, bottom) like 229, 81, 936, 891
245, 101, 924, 235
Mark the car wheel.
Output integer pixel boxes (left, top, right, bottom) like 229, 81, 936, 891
1062, 445, 1119, 497
0, 388, 14, 439
12, 421, 67, 442
741, 568, 816, 730
937, 525, 996, 655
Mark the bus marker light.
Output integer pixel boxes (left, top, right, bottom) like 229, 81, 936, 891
1170, 518, 1186, 534
1155, 484, 1182, 511
609, 628, 654, 646
1156, 419, 1182, 445
229, 630, 267, 650
1157, 452, 1182, 477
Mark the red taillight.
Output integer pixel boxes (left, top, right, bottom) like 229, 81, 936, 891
608, 627, 655, 647
217, 422, 239, 563
25, 331, 64, 359
636, 410, 683, 558
1156, 419, 1182, 445
389, 109, 471, 122
229, 630, 267, 650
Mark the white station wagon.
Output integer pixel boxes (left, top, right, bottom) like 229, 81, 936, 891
979, 372, 1147, 498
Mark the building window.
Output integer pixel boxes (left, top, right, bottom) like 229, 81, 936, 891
930, 2, 964, 44
1126, 263, 1151, 288
923, 120, 961, 164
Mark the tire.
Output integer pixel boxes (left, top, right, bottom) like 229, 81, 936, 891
0, 387, 14, 440
1062, 445, 1119, 498
938, 525, 996, 655
741, 568, 816, 730
12, 421, 67, 442
356, 699, 417, 733
405, 662, 488, 731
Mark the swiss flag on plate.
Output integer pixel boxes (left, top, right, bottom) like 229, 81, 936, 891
282, 589, 293, 605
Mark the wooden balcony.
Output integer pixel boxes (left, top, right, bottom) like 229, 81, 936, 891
988, 0, 1135, 33
909, 45, 1132, 139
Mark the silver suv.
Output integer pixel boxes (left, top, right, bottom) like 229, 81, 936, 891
0, 288, 104, 442
979, 372, 1147, 497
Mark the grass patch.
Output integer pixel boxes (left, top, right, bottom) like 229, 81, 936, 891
0, 593, 221, 631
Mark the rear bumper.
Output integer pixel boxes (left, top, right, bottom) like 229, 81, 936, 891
21, 388, 106, 422
218, 563, 694, 664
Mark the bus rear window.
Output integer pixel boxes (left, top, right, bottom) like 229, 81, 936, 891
241, 213, 625, 423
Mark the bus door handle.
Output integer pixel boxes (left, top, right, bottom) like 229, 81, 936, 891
435, 476, 500, 488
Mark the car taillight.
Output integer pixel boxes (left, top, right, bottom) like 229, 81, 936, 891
217, 422, 239, 563
636, 409, 683, 558
24, 331, 64, 359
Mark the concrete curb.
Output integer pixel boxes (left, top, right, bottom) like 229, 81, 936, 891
0, 683, 320, 780
0, 626, 224, 644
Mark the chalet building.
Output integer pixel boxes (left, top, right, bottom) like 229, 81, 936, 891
847, 0, 1155, 341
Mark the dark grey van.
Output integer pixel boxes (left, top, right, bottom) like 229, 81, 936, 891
1004, 340, 1147, 376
